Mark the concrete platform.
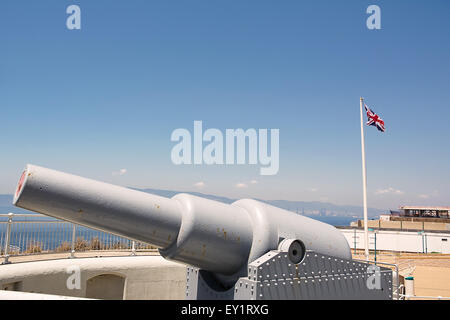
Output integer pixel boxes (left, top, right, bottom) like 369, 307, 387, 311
0, 254, 187, 299
352, 251, 450, 298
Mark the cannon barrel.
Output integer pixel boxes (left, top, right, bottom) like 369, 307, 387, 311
14, 164, 351, 276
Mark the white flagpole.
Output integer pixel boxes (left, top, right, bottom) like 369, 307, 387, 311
359, 97, 369, 260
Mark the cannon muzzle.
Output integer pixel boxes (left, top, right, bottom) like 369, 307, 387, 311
14, 164, 351, 277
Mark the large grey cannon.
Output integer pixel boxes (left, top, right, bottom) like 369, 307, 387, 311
13, 164, 393, 299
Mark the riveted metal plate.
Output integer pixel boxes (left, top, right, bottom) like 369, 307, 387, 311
187, 250, 393, 300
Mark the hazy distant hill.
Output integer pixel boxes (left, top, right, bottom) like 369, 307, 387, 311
0, 188, 386, 218
256, 199, 384, 218
135, 188, 236, 204
135, 189, 385, 218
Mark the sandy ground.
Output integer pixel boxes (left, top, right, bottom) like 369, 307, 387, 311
352, 250, 450, 299
412, 266, 450, 298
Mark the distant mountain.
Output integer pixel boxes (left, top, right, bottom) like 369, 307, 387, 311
134, 189, 385, 218
134, 188, 236, 204
255, 199, 384, 218
0, 188, 387, 219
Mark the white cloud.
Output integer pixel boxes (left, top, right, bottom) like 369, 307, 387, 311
310, 188, 319, 192
375, 187, 404, 195
250, 180, 258, 184
235, 183, 248, 188
418, 191, 439, 199
112, 169, 127, 176
194, 181, 205, 188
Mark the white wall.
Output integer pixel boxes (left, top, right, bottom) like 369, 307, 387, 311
0, 290, 93, 300
340, 228, 450, 254
0, 256, 187, 299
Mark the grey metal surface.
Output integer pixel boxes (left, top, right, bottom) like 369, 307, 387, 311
13, 165, 182, 249
187, 250, 393, 300
14, 164, 351, 277
232, 199, 352, 264
186, 267, 235, 300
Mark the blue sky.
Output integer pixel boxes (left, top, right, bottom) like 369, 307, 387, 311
1, 0, 449, 209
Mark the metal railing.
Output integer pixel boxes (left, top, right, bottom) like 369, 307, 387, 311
353, 258, 401, 300
1, 213, 156, 264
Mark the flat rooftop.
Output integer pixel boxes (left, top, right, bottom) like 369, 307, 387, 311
399, 206, 450, 210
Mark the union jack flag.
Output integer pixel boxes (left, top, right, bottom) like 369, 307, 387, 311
365, 104, 385, 132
